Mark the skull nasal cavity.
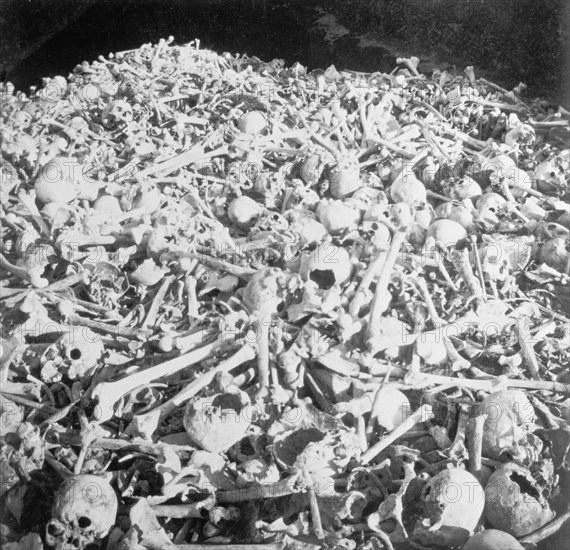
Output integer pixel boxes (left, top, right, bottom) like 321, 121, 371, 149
78, 516, 91, 529
70, 348, 82, 360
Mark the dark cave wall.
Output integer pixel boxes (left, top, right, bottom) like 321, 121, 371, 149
1, 0, 568, 102
330, 0, 569, 99
0, 0, 95, 79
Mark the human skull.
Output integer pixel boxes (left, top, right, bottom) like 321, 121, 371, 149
297, 152, 321, 186
435, 202, 475, 232
236, 110, 266, 134
183, 390, 253, 453
362, 220, 391, 250
391, 202, 414, 229
463, 529, 524, 550
102, 100, 133, 128
326, 159, 362, 199
475, 241, 512, 282
236, 458, 280, 486
411, 468, 485, 547
317, 199, 361, 234
476, 192, 507, 213
229, 428, 267, 464
40, 327, 104, 383
273, 427, 360, 481
288, 213, 327, 246
227, 195, 262, 230
484, 462, 554, 537
539, 237, 570, 271
427, 219, 467, 247
534, 157, 564, 193
441, 176, 482, 200
242, 267, 290, 318
480, 390, 538, 463
389, 171, 427, 207
45, 474, 117, 550
299, 243, 351, 289
371, 386, 411, 432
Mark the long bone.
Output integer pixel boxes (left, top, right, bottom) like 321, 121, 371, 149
448, 404, 470, 460
360, 365, 570, 395
413, 276, 470, 370
349, 251, 387, 318
90, 334, 227, 422
403, 371, 570, 395
241, 268, 288, 398
448, 245, 484, 300
126, 342, 256, 439
515, 318, 541, 380
365, 204, 412, 354
467, 404, 488, 483
361, 404, 435, 464
133, 144, 229, 179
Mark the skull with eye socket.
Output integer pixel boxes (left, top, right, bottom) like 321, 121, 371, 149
102, 99, 133, 129
40, 327, 104, 384
410, 468, 485, 548
45, 474, 117, 550
473, 240, 512, 284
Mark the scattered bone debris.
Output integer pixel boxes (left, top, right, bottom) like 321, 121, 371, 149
1, 37, 569, 550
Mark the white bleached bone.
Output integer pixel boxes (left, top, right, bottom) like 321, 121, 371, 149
366, 203, 413, 354
91, 335, 226, 423
361, 404, 435, 464
127, 342, 256, 439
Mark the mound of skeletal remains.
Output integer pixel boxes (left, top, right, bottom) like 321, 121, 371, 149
1, 37, 569, 550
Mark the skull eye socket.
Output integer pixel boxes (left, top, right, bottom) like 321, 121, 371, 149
47, 522, 64, 536
69, 348, 82, 360
77, 516, 92, 529
239, 437, 255, 456
310, 269, 335, 289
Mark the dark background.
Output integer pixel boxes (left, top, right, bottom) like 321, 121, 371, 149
1, 0, 569, 105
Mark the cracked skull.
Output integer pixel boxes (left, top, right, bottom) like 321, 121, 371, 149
411, 468, 485, 548
484, 462, 554, 537
45, 474, 117, 550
